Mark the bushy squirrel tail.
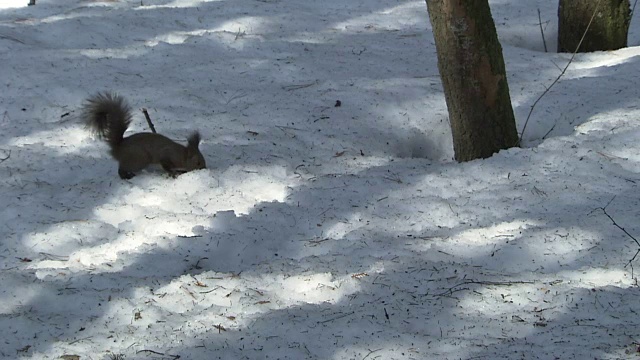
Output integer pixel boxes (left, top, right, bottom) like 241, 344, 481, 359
82, 92, 132, 149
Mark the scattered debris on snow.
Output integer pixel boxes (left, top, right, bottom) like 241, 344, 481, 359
1, 0, 640, 359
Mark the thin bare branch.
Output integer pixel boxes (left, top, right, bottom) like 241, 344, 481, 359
538, 8, 548, 52
141, 108, 157, 133
519, 0, 601, 144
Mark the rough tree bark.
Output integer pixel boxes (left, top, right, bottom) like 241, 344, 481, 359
425, 0, 518, 162
558, 0, 631, 53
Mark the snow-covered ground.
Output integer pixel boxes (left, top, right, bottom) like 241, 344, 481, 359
1, 0, 640, 359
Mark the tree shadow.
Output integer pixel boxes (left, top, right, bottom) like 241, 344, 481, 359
2, 1, 640, 359
513, 52, 640, 145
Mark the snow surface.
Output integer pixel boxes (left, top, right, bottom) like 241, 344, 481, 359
1, 0, 640, 359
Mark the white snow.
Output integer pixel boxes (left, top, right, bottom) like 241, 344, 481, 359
1, 0, 640, 359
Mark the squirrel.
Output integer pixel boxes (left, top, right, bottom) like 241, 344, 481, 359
82, 92, 206, 179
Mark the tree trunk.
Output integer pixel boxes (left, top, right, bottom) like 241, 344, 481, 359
558, 0, 630, 53
425, 0, 518, 162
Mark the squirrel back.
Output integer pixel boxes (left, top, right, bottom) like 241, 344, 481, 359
82, 92, 206, 179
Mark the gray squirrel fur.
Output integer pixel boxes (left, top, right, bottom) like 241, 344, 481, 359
82, 92, 206, 179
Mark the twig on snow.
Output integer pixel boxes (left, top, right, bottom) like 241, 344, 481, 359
177, 234, 202, 238
0, 149, 10, 162
141, 108, 157, 134
235, 28, 246, 40
519, 0, 601, 144
363, 348, 383, 360
68, 336, 93, 345
136, 349, 180, 359
193, 256, 208, 270
432, 279, 535, 298
542, 122, 556, 140
181, 285, 197, 299
597, 196, 640, 268
537, 8, 548, 52
317, 311, 355, 324
217, 89, 247, 105
0, 34, 26, 44
275, 125, 304, 131
282, 81, 317, 91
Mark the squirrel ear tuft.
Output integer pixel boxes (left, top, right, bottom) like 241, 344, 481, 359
187, 131, 201, 147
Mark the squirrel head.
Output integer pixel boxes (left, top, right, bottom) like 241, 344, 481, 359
185, 131, 206, 170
